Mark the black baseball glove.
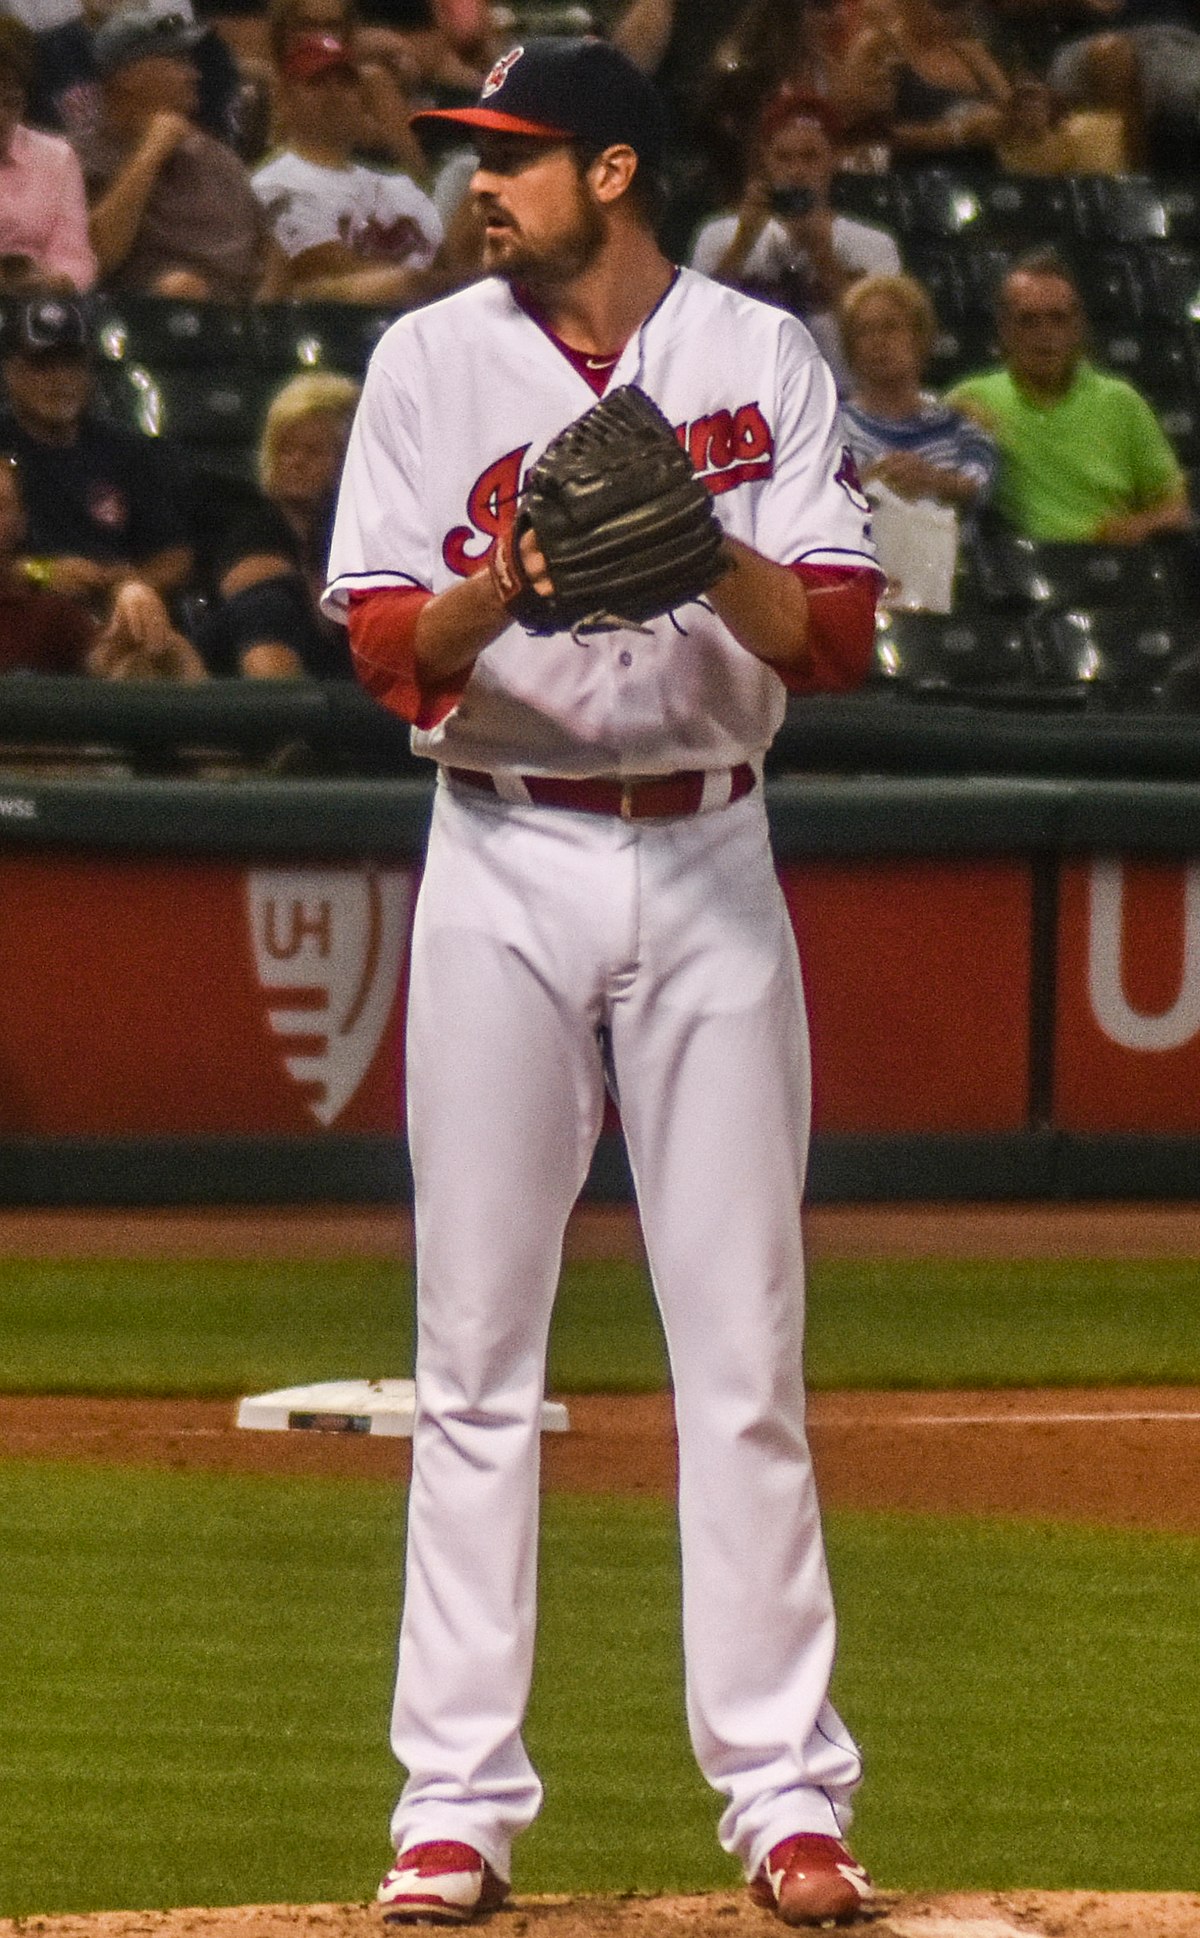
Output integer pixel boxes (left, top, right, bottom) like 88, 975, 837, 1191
489, 384, 729, 637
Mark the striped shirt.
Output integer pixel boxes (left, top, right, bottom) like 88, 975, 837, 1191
839, 393, 998, 505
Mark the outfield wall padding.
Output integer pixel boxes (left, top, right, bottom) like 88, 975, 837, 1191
4, 740, 1200, 1203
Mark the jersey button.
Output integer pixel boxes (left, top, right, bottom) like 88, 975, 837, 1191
619, 650, 633, 668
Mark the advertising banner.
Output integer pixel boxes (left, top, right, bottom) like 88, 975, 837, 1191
0, 857, 411, 1135
0, 853, 1035, 1139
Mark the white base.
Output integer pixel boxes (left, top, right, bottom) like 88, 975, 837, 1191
236, 1378, 570, 1437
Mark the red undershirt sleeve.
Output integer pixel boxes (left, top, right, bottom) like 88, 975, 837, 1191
784, 563, 881, 695
347, 585, 467, 730
347, 566, 879, 718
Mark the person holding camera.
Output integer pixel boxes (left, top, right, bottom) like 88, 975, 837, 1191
688, 93, 900, 390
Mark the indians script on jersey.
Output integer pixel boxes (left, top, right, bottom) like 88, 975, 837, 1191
443, 404, 775, 578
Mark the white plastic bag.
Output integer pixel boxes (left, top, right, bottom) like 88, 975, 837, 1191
867, 480, 959, 614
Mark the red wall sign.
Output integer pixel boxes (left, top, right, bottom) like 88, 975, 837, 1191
0, 853, 1034, 1139
0, 857, 411, 1135
782, 859, 1032, 1133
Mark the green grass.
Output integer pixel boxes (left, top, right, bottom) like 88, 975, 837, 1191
806, 1256, 1200, 1388
2, 1255, 1200, 1395
0, 1259, 666, 1397
1, 1464, 1199, 1914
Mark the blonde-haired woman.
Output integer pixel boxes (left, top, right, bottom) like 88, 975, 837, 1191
838, 273, 996, 512
197, 371, 360, 678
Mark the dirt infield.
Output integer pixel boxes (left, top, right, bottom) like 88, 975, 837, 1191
7, 1199, 1200, 1261
4, 1386, 1200, 1532
3, 1201, 1198, 1938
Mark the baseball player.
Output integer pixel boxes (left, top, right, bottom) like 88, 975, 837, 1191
324, 37, 881, 1929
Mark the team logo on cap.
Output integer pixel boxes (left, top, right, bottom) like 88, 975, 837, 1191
481, 44, 523, 97
30, 301, 70, 346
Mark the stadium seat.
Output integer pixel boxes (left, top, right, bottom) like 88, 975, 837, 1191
974, 171, 1079, 246
903, 168, 988, 240
968, 535, 1179, 615
903, 241, 969, 324
1072, 247, 1148, 325
1031, 606, 1196, 707
1138, 244, 1200, 325
1160, 182, 1200, 244
1072, 174, 1170, 243
1091, 323, 1199, 401
872, 608, 1041, 700
925, 319, 994, 387
254, 303, 394, 378
1155, 391, 1200, 468
98, 361, 276, 475
94, 295, 256, 369
830, 170, 913, 234
950, 239, 1021, 321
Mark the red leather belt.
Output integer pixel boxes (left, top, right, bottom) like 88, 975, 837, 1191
445, 763, 755, 821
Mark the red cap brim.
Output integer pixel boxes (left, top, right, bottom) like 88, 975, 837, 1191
410, 105, 573, 139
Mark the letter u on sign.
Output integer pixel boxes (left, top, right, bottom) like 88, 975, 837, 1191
1088, 858, 1200, 1052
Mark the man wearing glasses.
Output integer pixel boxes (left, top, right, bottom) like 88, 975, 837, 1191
949, 249, 1189, 545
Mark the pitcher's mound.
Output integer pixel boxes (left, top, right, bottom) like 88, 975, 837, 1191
3, 1893, 1199, 1938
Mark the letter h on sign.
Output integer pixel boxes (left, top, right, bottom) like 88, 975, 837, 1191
263, 898, 333, 960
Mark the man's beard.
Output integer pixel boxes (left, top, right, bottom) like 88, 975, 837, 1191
482, 187, 607, 295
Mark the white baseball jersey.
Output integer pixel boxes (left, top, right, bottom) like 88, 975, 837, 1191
324, 266, 877, 776
252, 150, 443, 265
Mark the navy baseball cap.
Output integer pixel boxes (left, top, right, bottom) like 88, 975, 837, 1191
92, 0, 203, 76
413, 37, 666, 172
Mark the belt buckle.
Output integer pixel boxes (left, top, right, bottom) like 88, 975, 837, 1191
619, 781, 635, 821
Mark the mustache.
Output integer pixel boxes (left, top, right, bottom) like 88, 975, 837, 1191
474, 195, 517, 226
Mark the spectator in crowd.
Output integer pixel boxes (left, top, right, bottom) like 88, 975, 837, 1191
839, 272, 998, 511
209, 0, 492, 95
252, 26, 441, 303
0, 448, 205, 676
0, 293, 195, 619
264, 0, 428, 182
611, 0, 739, 105
689, 94, 900, 389
0, 448, 97, 668
0, 15, 97, 291
612, 0, 787, 255
1044, 0, 1200, 171
194, 371, 356, 677
17, 0, 254, 159
76, 0, 288, 299
881, 0, 1012, 163
614, 0, 893, 179
948, 252, 1191, 544
992, 73, 1128, 174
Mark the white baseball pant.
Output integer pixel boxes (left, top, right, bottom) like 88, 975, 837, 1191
390, 776, 863, 1881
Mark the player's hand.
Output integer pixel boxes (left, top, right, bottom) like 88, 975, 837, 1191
518, 526, 554, 597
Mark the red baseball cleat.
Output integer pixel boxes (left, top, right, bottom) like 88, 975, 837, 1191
749, 1831, 873, 1926
377, 1840, 509, 1923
